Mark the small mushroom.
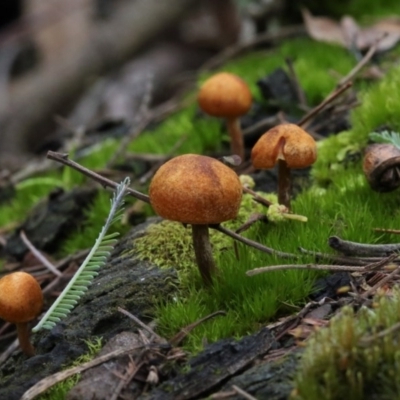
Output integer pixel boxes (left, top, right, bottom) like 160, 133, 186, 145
0, 271, 43, 356
251, 124, 317, 209
149, 154, 242, 285
363, 143, 400, 192
198, 72, 252, 161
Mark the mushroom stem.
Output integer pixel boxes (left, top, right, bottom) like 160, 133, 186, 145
277, 159, 291, 209
16, 322, 35, 357
226, 117, 245, 161
191, 224, 218, 286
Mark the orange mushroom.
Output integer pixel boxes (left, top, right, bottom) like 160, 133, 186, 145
198, 72, 252, 161
0, 271, 43, 356
149, 154, 242, 285
251, 124, 317, 209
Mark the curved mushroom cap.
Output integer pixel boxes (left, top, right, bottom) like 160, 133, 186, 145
149, 154, 242, 225
198, 72, 252, 118
251, 124, 317, 169
0, 272, 43, 324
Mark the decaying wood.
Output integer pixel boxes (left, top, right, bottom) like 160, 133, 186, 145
0, 0, 196, 162
139, 328, 275, 400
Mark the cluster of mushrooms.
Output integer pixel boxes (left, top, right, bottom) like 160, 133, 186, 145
0, 72, 318, 357
150, 72, 317, 287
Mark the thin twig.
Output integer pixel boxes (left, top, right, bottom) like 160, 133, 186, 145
360, 321, 400, 345
47, 151, 150, 203
297, 81, 353, 127
364, 253, 399, 271
373, 228, 400, 235
298, 247, 380, 265
118, 307, 162, 342
211, 224, 298, 259
20, 344, 146, 400
242, 115, 281, 137
242, 186, 273, 208
285, 57, 307, 108
169, 310, 226, 347
232, 385, 258, 400
110, 359, 144, 400
361, 266, 400, 299
337, 37, 382, 87
20, 231, 62, 277
247, 263, 365, 276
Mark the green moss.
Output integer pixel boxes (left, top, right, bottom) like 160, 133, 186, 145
293, 287, 400, 400
313, 64, 400, 186
142, 162, 400, 353
38, 337, 103, 400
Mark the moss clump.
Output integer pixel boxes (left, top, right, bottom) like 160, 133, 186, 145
312, 64, 400, 186
293, 287, 400, 400
38, 337, 103, 400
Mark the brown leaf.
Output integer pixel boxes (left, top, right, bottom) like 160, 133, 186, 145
301, 8, 346, 46
303, 9, 400, 52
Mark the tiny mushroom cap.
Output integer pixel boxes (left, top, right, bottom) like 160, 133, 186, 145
0, 272, 43, 324
198, 72, 252, 118
251, 123, 317, 169
149, 154, 242, 224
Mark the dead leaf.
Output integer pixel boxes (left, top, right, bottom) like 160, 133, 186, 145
302, 9, 400, 52
301, 8, 346, 46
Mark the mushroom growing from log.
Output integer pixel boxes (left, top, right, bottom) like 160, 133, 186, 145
149, 154, 242, 285
251, 124, 317, 209
363, 143, 400, 192
0, 271, 43, 356
198, 72, 252, 161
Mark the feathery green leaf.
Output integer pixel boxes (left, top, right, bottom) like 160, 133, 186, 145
32, 178, 130, 332
369, 130, 400, 149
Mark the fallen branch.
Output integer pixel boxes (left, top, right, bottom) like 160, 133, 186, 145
328, 235, 400, 257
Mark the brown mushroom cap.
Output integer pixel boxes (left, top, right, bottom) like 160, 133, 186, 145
251, 124, 317, 169
149, 154, 242, 225
198, 72, 252, 118
0, 272, 43, 324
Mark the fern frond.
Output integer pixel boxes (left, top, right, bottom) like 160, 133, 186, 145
32, 177, 130, 332
369, 130, 400, 150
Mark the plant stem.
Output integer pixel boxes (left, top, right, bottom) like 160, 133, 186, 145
191, 224, 218, 286
226, 117, 244, 161
277, 159, 291, 209
16, 322, 35, 357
